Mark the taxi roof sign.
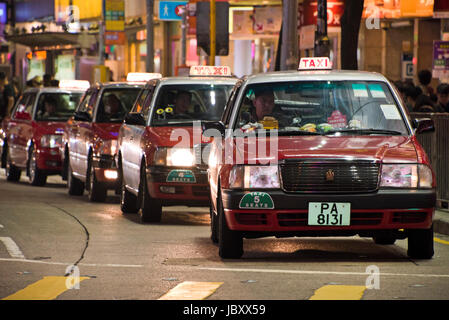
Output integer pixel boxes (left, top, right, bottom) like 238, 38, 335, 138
58, 80, 90, 90
298, 57, 332, 71
126, 72, 162, 82
189, 66, 232, 77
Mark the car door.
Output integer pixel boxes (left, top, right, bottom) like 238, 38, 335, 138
8, 93, 32, 168
122, 82, 156, 192
69, 89, 97, 178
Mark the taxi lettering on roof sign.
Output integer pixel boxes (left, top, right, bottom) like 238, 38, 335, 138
298, 57, 332, 70
189, 66, 232, 77
126, 72, 162, 82
59, 80, 90, 90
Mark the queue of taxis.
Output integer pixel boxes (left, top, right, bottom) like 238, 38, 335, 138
62, 75, 157, 202
0, 81, 88, 186
117, 66, 238, 223
204, 57, 436, 259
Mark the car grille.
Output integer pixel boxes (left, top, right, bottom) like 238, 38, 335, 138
280, 160, 380, 193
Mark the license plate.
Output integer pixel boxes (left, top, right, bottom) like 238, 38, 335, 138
308, 202, 351, 226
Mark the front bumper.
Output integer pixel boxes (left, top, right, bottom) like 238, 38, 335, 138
92, 154, 118, 188
146, 166, 210, 205
221, 189, 436, 234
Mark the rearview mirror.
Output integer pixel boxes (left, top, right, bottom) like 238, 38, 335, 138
124, 112, 146, 126
413, 118, 435, 134
202, 121, 225, 137
74, 111, 91, 122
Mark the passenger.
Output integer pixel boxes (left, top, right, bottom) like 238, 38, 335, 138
41, 96, 57, 118
173, 90, 192, 117
436, 83, 449, 113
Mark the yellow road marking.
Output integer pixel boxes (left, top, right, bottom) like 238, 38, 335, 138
3, 276, 89, 300
158, 281, 223, 300
434, 237, 449, 246
309, 285, 366, 300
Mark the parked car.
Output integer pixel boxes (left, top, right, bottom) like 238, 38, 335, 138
1, 81, 88, 185
117, 66, 238, 223
62, 78, 154, 202
204, 57, 436, 259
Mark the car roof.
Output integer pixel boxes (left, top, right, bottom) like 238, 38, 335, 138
23, 87, 86, 94
93, 81, 145, 89
243, 70, 390, 85
157, 76, 239, 86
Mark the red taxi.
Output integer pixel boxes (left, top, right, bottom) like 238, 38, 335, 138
117, 66, 238, 223
63, 75, 157, 202
204, 57, 436, 259
0, 81, 87, 185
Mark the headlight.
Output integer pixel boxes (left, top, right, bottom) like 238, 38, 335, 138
99, 140, 118, 156
153, 147, 195, 167
380, 164, 433, 188
40, 135, 63, 148
229, 165, 280, 189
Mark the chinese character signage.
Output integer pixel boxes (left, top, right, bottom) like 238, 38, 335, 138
105, 0, 125, 31
433, 41, 449, 78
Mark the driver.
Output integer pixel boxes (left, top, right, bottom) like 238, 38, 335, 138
246, 88, 289, 127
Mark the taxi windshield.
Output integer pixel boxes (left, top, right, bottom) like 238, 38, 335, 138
96, 88, 141, 123
151, 84, 234, 126
35, 92, 83, 121
235, 81, 409, 136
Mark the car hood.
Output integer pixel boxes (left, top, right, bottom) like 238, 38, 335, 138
33, 121, 66, 135
234, 135, 418, 163
147, 126, 209, 147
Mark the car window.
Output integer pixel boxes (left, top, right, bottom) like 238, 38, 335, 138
76, 90, 97, 120
150, 84, 234, 126
96, 88, 141, 123
35, 92, 83, 121
234, 81, 408, 135
222, 81, 242, 125
12, 94, 30, 119
132, 84, 155, 121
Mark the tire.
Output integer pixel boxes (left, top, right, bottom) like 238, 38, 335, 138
87, 160, 107, 202
218, 188, 243, 259
5, 147, 21, 182
120, 167, 138, 214
28, 146, 47, 186
407, 225, 434, 259
373, 235, 396, 245
67, 160, 84, 196
210, 204, 219, 244
138, 163, 162, 223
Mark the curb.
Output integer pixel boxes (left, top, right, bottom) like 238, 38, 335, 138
434, 210, 449, 236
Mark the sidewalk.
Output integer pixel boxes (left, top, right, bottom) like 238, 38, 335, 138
434, 209, 449, 236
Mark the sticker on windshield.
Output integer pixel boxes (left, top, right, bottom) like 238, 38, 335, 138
166, 170, 196, 183
239, 192, 274, 209
368, 84, 387, 98
327, 110, 347, 128
352, 84, 369, 97
380, 104, 402, 120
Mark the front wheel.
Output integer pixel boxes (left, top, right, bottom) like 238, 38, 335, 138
138, 163, 162, 223
67, 160, 84, 196
210, 205, 219, 244
87, 161, 107, 202
5, 147, 21, 182
218, 188, 243, 259
120, 167, 138, 214
407, 225, 434, 259
28, 146, 47, 186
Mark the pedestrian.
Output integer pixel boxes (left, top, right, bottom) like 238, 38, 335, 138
0, 72, 16, 120
413, 94, 437, 113
404, 84, 421, 113
417, 69, 435, 98
43, 74, 53, 87
436, 83, 449, 113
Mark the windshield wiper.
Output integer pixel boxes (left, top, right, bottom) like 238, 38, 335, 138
277, 130, 322, 136
326, 128, 403, 135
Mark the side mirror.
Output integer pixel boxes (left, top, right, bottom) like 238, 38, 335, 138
74, 111, 91, 122
124, 112, 146, 126
15, 111, 31, 120
202, 121, 225, 137
413, 118, 435, 134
